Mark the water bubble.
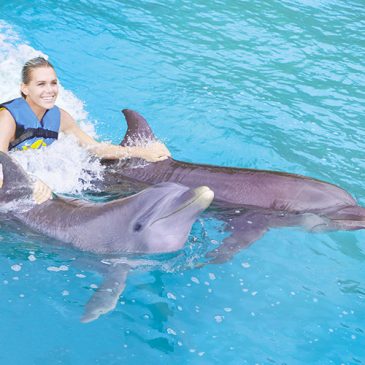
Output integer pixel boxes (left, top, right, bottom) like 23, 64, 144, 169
167, 292, 177, 300
11, 264, 21, 272
167, 328, 177, 336
47, 265, 69, 272
214, 315, 224, 323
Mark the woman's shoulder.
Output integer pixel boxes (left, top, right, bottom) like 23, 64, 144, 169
59, 108, 75, 121
0, 108, 16, 136
0, 107, 15, 123
59, 108, 78, 131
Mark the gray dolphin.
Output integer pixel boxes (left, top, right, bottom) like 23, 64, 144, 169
99, 109, 365, 262
0, 152, 213, 321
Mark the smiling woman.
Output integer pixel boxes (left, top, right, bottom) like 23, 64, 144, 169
0, 56, 170, 160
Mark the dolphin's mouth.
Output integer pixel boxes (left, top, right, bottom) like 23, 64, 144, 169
150, 186, 214, 226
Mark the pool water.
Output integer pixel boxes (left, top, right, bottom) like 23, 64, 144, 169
0, 1, 364, 364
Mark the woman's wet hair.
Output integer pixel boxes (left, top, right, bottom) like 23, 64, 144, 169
21, 57, 55, 98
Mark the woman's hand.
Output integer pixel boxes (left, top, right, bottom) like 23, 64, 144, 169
32, 179, 52, 204
0, 166, 51, 204
133, 142, 171, 162
60, 108, 172, 162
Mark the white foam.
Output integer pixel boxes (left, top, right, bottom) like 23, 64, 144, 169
0, 197, 35, 214
101, 257, 160, 269
11, 135, 104, 194
47, 265, 69, 272
0, 22, 103, 194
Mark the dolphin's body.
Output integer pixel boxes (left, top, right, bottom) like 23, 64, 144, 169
0, 152, 213, 321
100, 110, 365, 261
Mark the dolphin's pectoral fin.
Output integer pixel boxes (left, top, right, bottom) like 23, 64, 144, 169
206, 226, 268, 264
206, 213, 268, 264
81, 263, 130, 323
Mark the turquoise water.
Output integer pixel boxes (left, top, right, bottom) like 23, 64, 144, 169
1, 1, 365, 364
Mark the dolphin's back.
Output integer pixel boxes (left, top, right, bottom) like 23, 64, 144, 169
17, 197, 134, 253
117, 110, 356, 213
111, 158, 355, 212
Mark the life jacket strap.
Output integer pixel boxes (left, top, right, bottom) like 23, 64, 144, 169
9, 128, 58, 150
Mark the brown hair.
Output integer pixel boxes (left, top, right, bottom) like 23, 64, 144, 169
21, 57, 55, 98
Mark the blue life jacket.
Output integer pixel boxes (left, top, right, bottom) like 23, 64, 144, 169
0, 97, 60, 151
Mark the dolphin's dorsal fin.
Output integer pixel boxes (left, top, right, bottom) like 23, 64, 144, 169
120, 109, 157, 146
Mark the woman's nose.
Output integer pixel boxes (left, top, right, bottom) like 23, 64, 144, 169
46, 83, 56, 93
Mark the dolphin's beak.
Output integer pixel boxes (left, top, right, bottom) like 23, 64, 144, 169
151, 186, 214, 226
166, 185, 214, 217
191, 186, 214, 209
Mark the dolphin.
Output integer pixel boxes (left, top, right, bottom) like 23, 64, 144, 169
99, 109, 365, 262
0, 152, 213, 321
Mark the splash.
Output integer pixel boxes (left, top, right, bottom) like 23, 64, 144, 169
0, 22, 103, 194
0, 21, 91, 124
0, 197, 35, 214
11, 135, 104, 194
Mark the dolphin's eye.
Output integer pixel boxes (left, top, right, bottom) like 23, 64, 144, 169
133, 222, 143, 232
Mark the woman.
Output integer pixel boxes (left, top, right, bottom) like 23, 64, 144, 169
0, 57, 170, 158
0, 57, 171, 203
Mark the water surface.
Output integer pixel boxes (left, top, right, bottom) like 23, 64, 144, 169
0, 1, 364, 364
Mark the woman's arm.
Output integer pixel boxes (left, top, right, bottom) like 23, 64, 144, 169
0, 110, 51, 204
60, 109, 171, 161
0, 109, 16, 153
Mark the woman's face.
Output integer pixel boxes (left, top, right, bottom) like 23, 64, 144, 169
21, 67, 59, 110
